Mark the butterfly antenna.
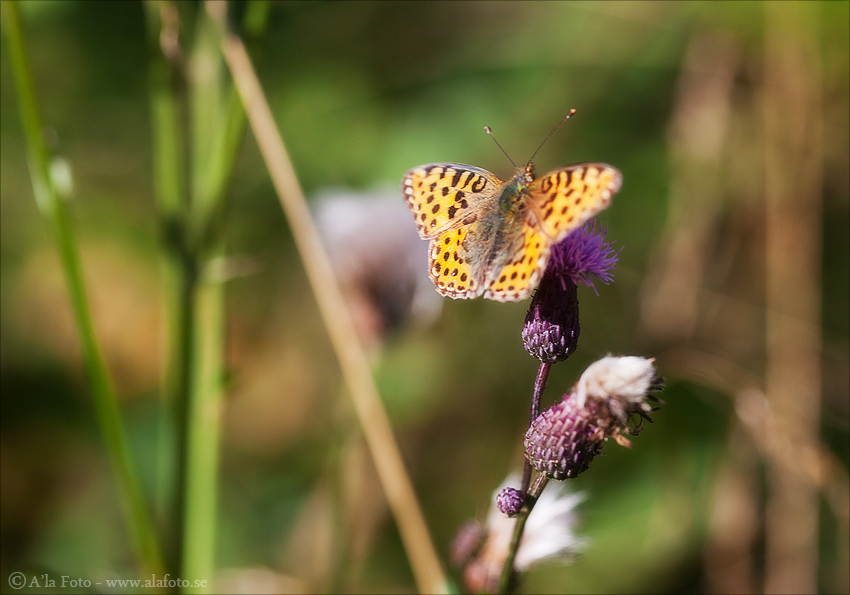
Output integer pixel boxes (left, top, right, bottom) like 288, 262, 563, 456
527, 108, 577, 165
484, 125, 518, 169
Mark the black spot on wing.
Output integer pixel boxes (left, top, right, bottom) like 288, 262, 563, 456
451, 170, 463, 187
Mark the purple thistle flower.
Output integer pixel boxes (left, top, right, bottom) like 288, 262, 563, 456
525, 356, 664, 480
524, 397, 602, 480
522, 222, 619, 363
548, 222, 620, 295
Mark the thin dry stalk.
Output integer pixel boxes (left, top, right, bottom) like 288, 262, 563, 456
639, 31, 740, 343
763, 3, 823, 593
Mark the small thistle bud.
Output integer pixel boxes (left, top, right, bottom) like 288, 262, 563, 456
496, 487, 525, 517
522, 223, 619, 363
457, 474, 584, 594
525, 356, 664, 480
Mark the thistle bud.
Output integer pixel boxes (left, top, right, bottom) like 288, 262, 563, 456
496, 487, 525, 517
522, 275, 580, 363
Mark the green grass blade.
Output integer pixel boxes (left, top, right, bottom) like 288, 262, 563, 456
1, 0, 164, 578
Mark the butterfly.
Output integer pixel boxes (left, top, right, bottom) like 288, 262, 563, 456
402, 129, 621, 302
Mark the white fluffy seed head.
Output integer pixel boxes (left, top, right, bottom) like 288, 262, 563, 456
574, 355, 658, 409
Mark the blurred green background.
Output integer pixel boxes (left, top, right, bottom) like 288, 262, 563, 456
1, 1, 847, 593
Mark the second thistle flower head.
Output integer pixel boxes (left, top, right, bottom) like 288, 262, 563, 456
524, 356, 664, 480
522, 223, 619, 363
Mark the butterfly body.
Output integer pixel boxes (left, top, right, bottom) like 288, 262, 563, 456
402, 160, 621, 302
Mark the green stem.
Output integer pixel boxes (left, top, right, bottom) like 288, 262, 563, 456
497, 473, 549, 594
2, 0, 164, 577
180, 270, 221, 593
179, 9, 225, 592
144, 0, 192, 579
145, 2, 268, 589
521, 362, 551, 494
180, 6, 268, 592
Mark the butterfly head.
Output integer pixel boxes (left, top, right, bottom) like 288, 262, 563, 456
521, 162, 537, 184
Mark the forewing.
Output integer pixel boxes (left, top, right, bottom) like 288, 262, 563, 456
402, 163, 503, 239
527, 163, 621, 241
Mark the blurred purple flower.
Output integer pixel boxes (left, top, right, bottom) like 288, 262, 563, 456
314, 189, 442, 350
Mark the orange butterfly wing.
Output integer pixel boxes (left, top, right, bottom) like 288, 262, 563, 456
402, 163, 503, 239
527, 164, 621, 241
403, 163, 505, 298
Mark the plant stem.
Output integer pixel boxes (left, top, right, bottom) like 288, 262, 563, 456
511, 360, 550, 593
144, 1, 193, 579
3, 0, 164, 577
146, 2, 268, 589
521, 362, 550, 494
498, 473, 549, 594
